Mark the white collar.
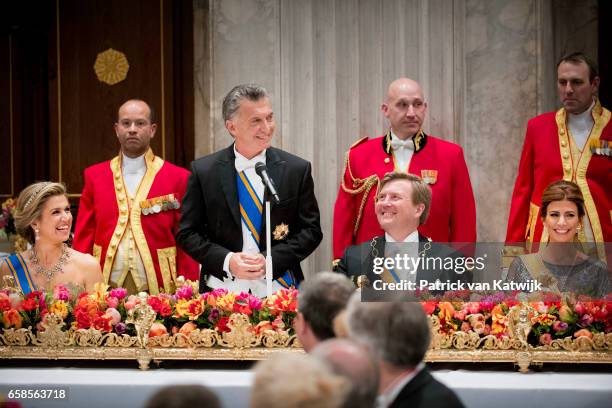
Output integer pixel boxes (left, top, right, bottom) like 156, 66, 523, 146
234, 145, 266, 173
389, 129, 414, 150
377, 363, 425, 408
122, 153, 146, 173
385, 230, 419, 243
568, 99, 595, 125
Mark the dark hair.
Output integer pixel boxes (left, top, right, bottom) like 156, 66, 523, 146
145, 385, 220, 408
557, 52, 599, 83
298, 272, 355, 341
378, 172, 432, 225
541, 180, 585, 219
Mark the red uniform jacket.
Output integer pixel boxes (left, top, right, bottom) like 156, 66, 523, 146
333, 132, 476, 260
505, 101, 612, 262
73, 149, 199, 294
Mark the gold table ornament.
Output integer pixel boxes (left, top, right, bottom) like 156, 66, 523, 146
93, 48, 129, 85
0, 302, 610, 371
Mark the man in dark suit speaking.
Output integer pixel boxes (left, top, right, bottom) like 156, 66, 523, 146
176, 84, 322, 296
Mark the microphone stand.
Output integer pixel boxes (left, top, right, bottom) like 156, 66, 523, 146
265, 199, 273, 298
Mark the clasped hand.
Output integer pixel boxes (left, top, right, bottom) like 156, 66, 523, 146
229, 252, 266, 279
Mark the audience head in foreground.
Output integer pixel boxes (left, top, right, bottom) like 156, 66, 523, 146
251, 352, 350, 408
145, 384, 220, 408
295, 271, 355, 352
346, 295, 465, 408
311, 338, 379, 408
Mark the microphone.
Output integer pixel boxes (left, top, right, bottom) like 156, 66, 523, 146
255, 162, 281, 205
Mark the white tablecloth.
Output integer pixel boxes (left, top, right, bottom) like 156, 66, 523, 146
1, 365, 611, 408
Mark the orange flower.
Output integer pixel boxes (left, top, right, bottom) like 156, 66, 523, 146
253, 321, 273, 335
437, 302, 455, 322
49, 301, 69, 320
491, 304, 508, 335
215, 292, 237, 312
573, 328, 593, 339
531, 313, 557, 327
2, 308, 22, 329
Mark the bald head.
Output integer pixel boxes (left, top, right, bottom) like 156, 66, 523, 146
382, 78, 427, 139
311, 339, 379, 408
386, 78, 424, 102
115, 99, 157, 158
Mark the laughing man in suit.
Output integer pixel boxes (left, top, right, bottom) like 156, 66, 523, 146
176, 84, 323, 296
336, 171, 470, 292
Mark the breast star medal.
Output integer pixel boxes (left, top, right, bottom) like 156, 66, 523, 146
273, 223, 289, 240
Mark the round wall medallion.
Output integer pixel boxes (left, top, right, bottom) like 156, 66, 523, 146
93, 48, 130, 85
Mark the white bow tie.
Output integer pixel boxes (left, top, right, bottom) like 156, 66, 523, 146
235, 155, 257, 172
390, 138, 414, 151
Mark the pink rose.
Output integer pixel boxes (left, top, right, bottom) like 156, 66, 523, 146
539, 333, 552, 345
106, 296, 119, 309
465, 302, 481, 314
124, 295, 140, 310
53, 285, 71, 301
179, 322, 197, 336
483, 324, 492, 336
109, 288, 128, 300
8, 293, 21, 309
453, 310, 466, 321
104, 308, 122, 325
574, 302, 586, 315
552, 321, 568, 332
176, 285, 193, 300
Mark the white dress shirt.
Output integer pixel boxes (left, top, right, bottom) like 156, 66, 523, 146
207, 145, 282, 297
568, 99, 595, 149
390, 130, 415, 172
384, 230, 419, 282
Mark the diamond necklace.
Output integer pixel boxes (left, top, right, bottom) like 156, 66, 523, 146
29, 243, 71, 281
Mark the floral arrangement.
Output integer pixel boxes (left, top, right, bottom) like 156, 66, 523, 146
0, 198, 16, 241
419, 290, 611, 347
0, 281, 298, 340
1, 280, 610, 350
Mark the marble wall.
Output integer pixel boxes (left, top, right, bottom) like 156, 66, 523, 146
193, 0, 598, 278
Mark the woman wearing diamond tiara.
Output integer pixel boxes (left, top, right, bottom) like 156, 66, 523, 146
0, 182, 103, 294
506, 180, 609, 298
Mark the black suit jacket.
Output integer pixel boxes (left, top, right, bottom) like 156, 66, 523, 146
336, 235, 472, 292
176, 145, 322, 290
390, 368, 465, 408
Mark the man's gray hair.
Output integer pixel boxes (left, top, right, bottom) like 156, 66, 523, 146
222, 83, 269, 121
298, 272, 355, 341
311, 339, 379, 408
346, 293, 431, 368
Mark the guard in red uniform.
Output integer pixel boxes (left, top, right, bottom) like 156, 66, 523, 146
73, 100, 198, 294
505, 52, 611, 263
333, 78, 476, 262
